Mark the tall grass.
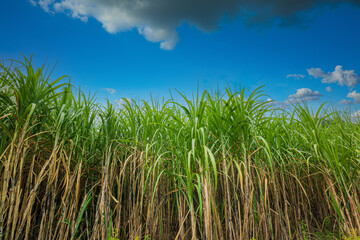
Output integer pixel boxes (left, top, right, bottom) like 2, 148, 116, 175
1, 56, 360, 239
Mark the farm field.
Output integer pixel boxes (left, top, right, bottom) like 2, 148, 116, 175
1, 57, 360, 239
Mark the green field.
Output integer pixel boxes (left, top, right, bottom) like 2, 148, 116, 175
1, 56, 360, 239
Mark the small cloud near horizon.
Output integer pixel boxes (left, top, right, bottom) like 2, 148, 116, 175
339, 99, 353, 105
340, 90, 360, 105
115, 98, 134, 106
287, 88, 322, 102
266, 98, 288, 108
104, 88, 116, 94
352, 110, 360, 120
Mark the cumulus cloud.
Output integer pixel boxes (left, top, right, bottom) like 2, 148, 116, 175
104, 88, 116, 94
307, 65, 360, 88
287, 74, 305, 79
340, 90, 360, 105
31, 0, 360, 49
266, 88, 323, 107
287, 88, 321, 102
348, 90, 360, 103
325, 86, 333, 92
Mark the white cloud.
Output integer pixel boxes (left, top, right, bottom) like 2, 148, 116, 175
115, 98, 134, 106
347, 90, 360, 103
325, 86, 333, 92
104, 88, 116, 94
266, 98, 288, 108
286, 74, 305, 79
339, 99, 353, 105
29, 0, 37, 6
307, 65, 360, 88
287, 88, 321, 102
32, 0, 360, 50
352, 110, 360, 120
38, 0, 55, 13
340, 90, 360, 105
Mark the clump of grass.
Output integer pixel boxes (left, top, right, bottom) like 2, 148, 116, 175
0, 55, 360, 239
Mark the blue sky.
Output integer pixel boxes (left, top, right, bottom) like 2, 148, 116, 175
1, 0, 360, 112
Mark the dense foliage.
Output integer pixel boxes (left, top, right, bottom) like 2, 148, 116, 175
1, 56, 360, 239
